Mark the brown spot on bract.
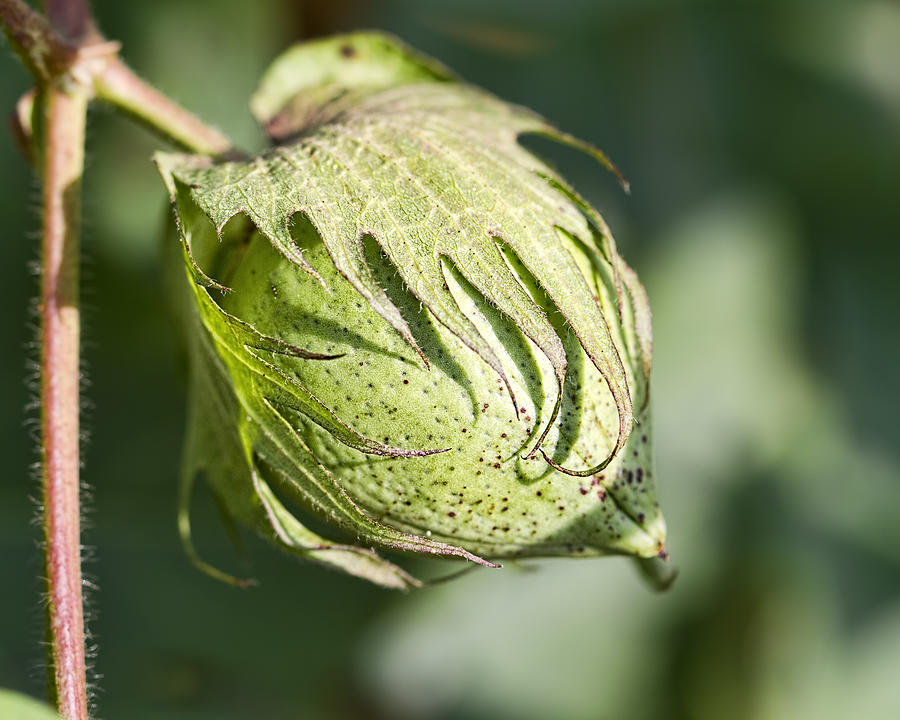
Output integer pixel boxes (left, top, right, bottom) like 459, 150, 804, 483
340, 44, 356, 57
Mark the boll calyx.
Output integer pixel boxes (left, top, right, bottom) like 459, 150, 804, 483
157, 32, 670, 590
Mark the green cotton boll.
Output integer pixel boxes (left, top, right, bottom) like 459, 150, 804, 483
157, 31, 669, 589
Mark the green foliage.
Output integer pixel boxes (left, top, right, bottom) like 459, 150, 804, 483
157, 32, 665, 587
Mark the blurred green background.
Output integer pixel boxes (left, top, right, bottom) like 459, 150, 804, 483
2, 0, 899, 718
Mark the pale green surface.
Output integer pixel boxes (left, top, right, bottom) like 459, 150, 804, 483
0, 690, 61, 720
158, 32, 665, 587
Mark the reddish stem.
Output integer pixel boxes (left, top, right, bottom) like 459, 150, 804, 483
45, 0, 96, 42
2, 2, 234, 715
40, 85, 89, 720
94, 58, 232, 156
38, 2, 92, 716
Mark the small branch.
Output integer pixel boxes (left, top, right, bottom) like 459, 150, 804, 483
0, 0, 75, 80
40, 83, 89, 720
94, 58, 233, 156
9, 89, 36, 164
2, 0, 234, 158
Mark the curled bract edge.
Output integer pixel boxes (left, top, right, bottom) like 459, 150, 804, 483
157, 31, 672, 590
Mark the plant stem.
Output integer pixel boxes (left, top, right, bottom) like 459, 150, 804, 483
94, 58, 233, 156
45, 0, 96, 43
9, 89, 35, 163
39, 1, 93, 715
0, 0, 74, 80
1, 0, 233, 158
2, 2, 234, 715
40, 83, 89, 720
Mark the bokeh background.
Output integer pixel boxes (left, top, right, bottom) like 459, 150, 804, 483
2, 0, 899, 718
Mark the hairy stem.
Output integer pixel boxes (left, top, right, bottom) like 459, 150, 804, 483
38, 2, 92, 717
1, 1, 236, 715
40, 84, 89, 720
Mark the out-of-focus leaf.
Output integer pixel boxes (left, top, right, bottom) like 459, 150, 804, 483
0, 690, 62, 720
